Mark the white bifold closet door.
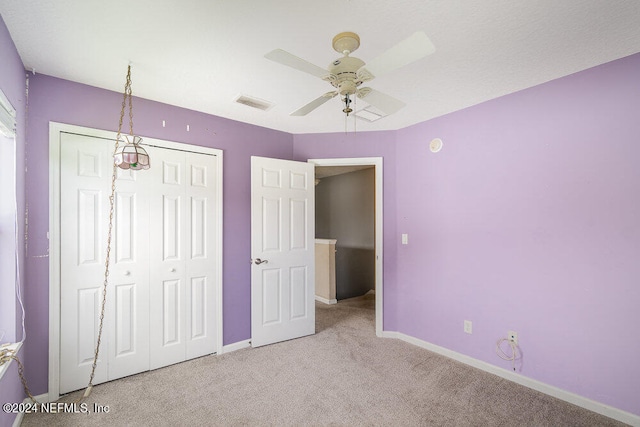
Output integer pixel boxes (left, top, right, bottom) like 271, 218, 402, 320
59, 132, 217, 394
148, 148, 217, 369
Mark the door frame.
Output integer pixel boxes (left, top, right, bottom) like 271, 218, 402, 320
48, 122, 224, 400
307, 157, 384, 337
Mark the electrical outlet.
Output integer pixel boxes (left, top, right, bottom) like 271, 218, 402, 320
508, 330, 518, 344
464, 320, 472, 334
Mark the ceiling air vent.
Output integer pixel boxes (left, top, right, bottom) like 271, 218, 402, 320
354, 105, 387, 122
233, 94, 274, 111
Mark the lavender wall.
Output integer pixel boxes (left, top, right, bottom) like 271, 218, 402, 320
23, 74, 293, 394
0, 15, 27, 427
393, 53, 640, 415
292, 130, 399, 329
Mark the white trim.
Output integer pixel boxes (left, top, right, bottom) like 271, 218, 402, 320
11, 411, 23, 427
382, 331, 640, 426
0, 342, 22, 381
314, 238, 337, 245
48, 122, 224, 401
221, 339, 251, 354
308, 157, 384, 337
315, 296, 337, 305
13, 393, 49, 427
48, 124, 61, 401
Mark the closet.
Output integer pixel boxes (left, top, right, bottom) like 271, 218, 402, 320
58, 131, 220, 393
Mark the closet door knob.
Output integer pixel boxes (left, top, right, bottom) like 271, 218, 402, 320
124, 271, 131, 276
170, 268, 176, 273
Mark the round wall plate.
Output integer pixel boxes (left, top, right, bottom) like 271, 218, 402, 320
429, 138, 443, 153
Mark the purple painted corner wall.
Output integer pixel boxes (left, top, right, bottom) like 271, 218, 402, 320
294, 54, 640, 417
0, 15, 27, 427
392, 53, 640, 415
2, 12, 639, 422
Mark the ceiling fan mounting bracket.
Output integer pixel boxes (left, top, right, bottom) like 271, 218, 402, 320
332, 31, 360, 55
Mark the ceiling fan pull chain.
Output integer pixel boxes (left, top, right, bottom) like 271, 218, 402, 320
354, 95, 357, 134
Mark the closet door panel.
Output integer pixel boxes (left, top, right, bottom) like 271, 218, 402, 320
149, 148, 188, 369
60, 133, 150, 393
107, 170, 150, 381
185, 152, 217, 359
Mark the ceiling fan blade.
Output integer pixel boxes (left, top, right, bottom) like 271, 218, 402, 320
358, 31, 435, 79
265, 49, 329, 79
291, 92, 338, 116
357, 88, 405, 115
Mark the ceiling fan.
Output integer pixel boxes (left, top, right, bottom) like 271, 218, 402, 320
265, 31, 435, 119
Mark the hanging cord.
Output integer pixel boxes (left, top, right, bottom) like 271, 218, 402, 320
353, 93, 357, 134
80, 65, 132, 401
496, 337, 520, 371
17, 75, 28, 344
344, 100, 347, 134
0, 350, 38, 404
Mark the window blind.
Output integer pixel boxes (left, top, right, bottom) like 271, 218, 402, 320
0, 89, 16, 137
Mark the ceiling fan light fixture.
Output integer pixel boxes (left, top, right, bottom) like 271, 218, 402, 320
342, 94, 353, 115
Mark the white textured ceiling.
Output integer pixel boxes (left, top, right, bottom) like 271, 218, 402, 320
1, 1, 640, 134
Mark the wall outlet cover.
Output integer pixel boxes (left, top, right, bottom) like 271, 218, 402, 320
464, 320, 472, 334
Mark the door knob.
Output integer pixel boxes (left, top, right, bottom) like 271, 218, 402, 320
124, 270, 131, 276
170, 268, 176, 272
254, 258, 268, 265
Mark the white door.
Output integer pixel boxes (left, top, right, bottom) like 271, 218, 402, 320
60, 132, 150, 393
149, 147, 218, 369
251, 156, 315, 347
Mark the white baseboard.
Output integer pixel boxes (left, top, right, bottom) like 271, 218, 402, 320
220, 339, 251, 354
381, 331, 640, 427
14, 393, 49, 427
315, 296, 337, 305
11, 411, 23, 427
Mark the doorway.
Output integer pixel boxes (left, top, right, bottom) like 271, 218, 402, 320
308, 158, 383, 337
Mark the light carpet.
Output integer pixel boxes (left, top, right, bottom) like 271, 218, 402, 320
22, 294, 625, 426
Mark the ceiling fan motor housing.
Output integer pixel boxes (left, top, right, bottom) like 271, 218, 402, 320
327, 56, 365, 95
